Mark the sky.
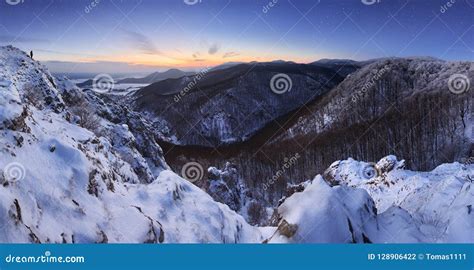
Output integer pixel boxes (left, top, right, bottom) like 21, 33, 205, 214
0, 0, 473, 75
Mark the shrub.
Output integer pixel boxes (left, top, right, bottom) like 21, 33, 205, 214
69, 98, 101, 134
247, 200, 267, 226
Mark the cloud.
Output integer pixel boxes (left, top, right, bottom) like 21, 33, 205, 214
223, 51, 240, 58
208, 43, 220, 55
0, 35, 50, 44
123, 30, 161, 55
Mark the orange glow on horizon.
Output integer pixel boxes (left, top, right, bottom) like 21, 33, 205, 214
38, 49, 319, 70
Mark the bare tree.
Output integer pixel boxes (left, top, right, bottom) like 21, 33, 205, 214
69, 97, 101, 134
247, 200, 267, 226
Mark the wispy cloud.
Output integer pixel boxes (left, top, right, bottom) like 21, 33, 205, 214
223, 51, 240, 58
123, 30, 161, 55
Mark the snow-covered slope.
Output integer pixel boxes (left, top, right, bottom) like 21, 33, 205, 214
269, 58, 473, 171
267, 156, 473, 243
0, 45, 264, 243
1, 46, 471, 244
133, 62, 346, 146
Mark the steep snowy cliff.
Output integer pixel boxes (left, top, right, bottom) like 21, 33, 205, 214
0, 46, 264, 243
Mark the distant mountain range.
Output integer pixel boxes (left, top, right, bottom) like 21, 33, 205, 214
117, 69, 195, 84
76, 69, 195, 88
74, 59, 370, 89
133, 61, 345, 146
209, 62, 244, 72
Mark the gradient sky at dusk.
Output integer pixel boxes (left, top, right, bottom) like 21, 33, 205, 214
0, 0, 473, 74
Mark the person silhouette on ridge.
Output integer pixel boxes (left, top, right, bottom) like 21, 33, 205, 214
30, 50, 33, 59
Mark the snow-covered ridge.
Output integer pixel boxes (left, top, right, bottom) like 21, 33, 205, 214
268, 58, 473, 173
268, 156, 473, 243
0, 45, 264, 243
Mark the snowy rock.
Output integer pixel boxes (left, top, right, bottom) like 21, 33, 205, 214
376, 155, 405, 173
207, 163, 269, 226
0, 79, 24, 130
0, 45, 65, 113
274, 156, 474, 243
267, 176, 377, 243
207, 166, 241, 211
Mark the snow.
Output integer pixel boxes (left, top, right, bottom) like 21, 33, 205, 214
0, 45, 265, 243
73, 77, 148, 96
269, 176, 377, 243
0, 79, 22, 128
110, 83, 148, 96
1, 45, 472, 244
268, 156, 473, 243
